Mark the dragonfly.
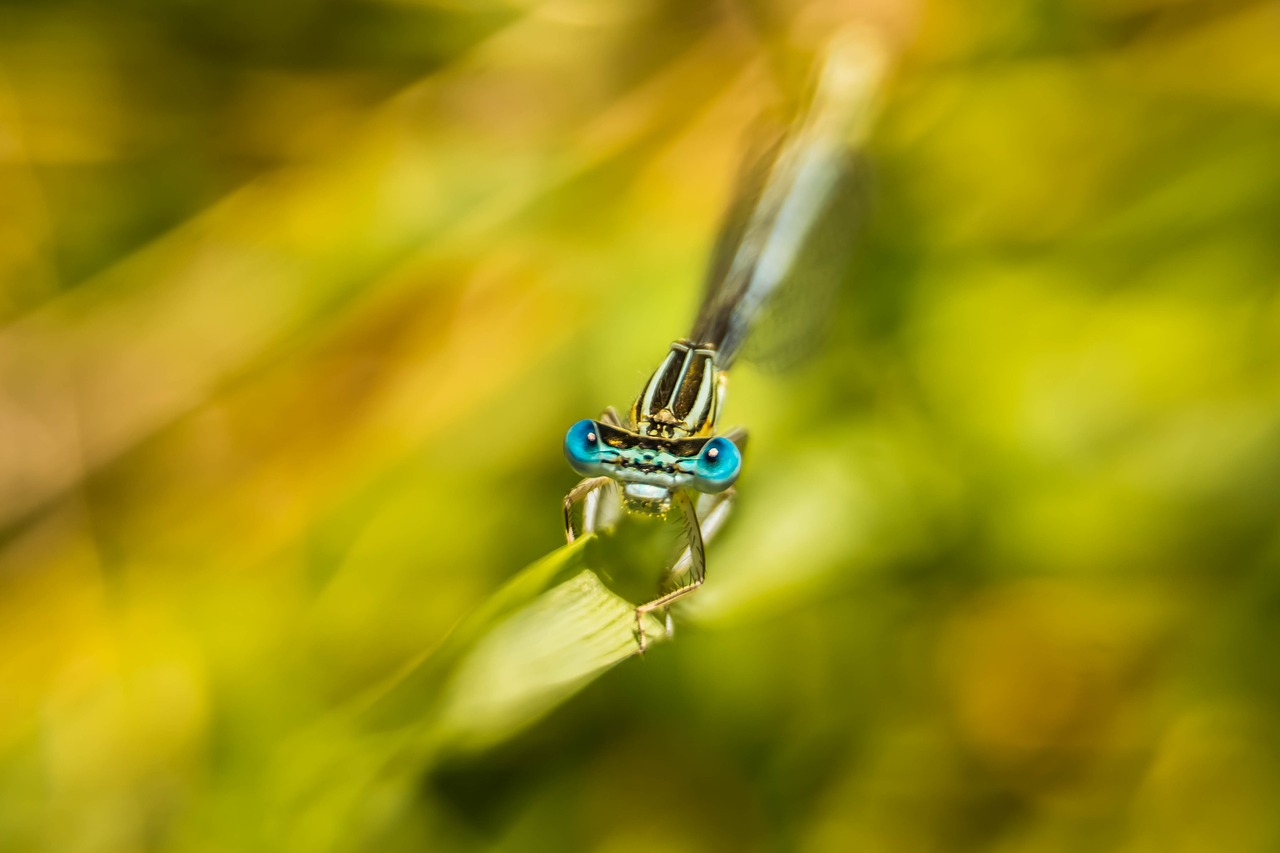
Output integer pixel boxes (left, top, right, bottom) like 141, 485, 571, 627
562, 33, 885, 651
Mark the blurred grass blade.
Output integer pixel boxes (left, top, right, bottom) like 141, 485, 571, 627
358, 537, 662, 734
269, 539, 663, 844
430, 568, 653, 753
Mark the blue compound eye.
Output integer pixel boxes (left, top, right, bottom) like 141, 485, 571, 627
564, 419, 606, 476
692, 436, 742, 493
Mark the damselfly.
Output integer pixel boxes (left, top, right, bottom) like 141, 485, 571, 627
562, 33, 886, 651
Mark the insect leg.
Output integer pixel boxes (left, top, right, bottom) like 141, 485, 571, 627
634, 490, 705, 653
563, 476, 613, 543
669, 487, 735, 580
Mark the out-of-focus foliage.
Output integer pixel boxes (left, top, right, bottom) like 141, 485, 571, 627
1, 0, 1278, 850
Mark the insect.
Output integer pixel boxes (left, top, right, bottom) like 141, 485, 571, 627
562, 34, 884, 651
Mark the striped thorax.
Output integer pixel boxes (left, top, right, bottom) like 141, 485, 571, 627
563, 340, 739, 513
631, 340, 725, 440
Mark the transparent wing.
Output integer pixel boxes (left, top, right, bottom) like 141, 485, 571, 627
689, 30, 887, 370
735, 150, 869, 371
695, 118, 785, 340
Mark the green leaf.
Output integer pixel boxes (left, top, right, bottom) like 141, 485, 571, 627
265, 537, 664, 846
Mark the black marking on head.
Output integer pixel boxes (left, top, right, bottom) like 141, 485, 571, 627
593, 421, 710, 459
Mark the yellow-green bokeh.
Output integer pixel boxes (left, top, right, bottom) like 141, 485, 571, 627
1, 0, 1278, 850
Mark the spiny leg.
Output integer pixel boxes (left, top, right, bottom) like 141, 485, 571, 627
635, 489, 705, 653
572, 408, 627, 536
582, 478, 621, 536
563, 476, 613, 544
660, 425, 747, 617
576, 408, 627, 536
657, 426, 745, 635
668, 488, 735, 581
656, 489, 736, 638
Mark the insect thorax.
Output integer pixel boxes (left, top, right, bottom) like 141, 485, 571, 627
630, 340, 724, 439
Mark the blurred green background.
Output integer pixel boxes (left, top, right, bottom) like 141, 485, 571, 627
2, 0, 1279, 850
